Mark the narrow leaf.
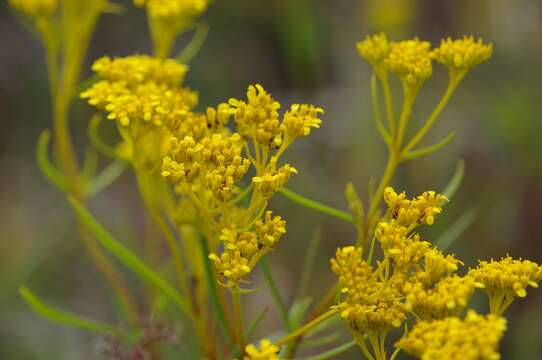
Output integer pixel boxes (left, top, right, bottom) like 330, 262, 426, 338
300, 333, 340, 349
86, 160, 128, 197
260, 256, 291, 331
442, 159, 465, 201
434, 208, 477, 251
279, 188, 356, 224
68, 198, 190, 315
371, 75, 391, 146
305, 340, 356, 360
403, 131, 455, 161
297, 228, 322, 299
247, 307, 269, 339
87, 114, 120, 159
36, 130, 69, 192
19, 286, 120, 336
176, 21, 210, 64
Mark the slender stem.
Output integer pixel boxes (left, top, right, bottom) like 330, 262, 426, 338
260, 257, 291, 331
275, 308, 338, 347
402, 72, 464, 155
279, 188, 356, 224
395, 84, 416, 152
378, 71, 396, 139
232, 288, 246, 351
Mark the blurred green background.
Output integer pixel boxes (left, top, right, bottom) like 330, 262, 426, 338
1, 0, 542, 358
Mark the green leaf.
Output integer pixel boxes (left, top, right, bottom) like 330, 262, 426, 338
260, 256, 291, 331
442, 159, 465, 201
300, 333, 340, 349
371, 75, 391, 146
434, 208, 477, 251
87, 114, 121, 159
176, 21, 210, 64
198, 235, 234, 347
297, 228, 321, 299
402, 131, 455, 161
19, 286, 120, 337
288, 297, 312, 329
247, 307, 269, 339
68, 198, 190, 315
304, 340, 356, 360
279, 188, 356, 224
36, 130, 69, 193
86, 160, 128, 197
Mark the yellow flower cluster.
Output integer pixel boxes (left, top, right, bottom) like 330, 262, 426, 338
383, 186, 447, 226
9, 0, 57, 18
252, 157, 297, 199
356, 33, 391, 69
397, 310, 506, 360
134, 0, 208, 23
81, 56, 196, 129
244, 339, 281, 360
357, 33, 493, 88
331, 246, 406, 333
229, 84, 323, 150
161, 133, 251, 202
432, 36, 493, 72
468, 256, 542, 315
209, 212, 286, 286
209, 211, 286, 287
385, 38, 432, 89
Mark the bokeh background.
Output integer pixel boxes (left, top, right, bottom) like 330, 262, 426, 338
1, 0, 542, 358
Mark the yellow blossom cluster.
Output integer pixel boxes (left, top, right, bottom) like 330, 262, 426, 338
134, 0, 208, 23
468, 256, 542, 315
209, 212, 286, 286
383, 186, 447, 226
9, 0, 57, 18
161, 133, 251, 202
397, 310, 506, 360
244, 339, 281, 360
229, 84, 323, 150
81, 55, 196, 127
357, 33, 493, 89
432, 36, 493, 72
331, 246, 406, 333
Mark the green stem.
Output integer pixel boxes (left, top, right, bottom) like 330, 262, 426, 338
260, 257, 291, 331
275, 308, 338, 347
232, 288, 246, 351
378, 71, 396, 139
402, 71, 465, 155
279, 188, 356, 224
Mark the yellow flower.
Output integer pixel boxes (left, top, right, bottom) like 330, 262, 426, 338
9, 0, 57, 18
280, 104, 323, 141
468, 256, 542, 315
92, 55, 188, 87
255, 211, 286, 248
219, 226, 259, 258
331, 246, 406, 332
356, 33, 392, 68
163, 133, 251, 202
229, 84, 282, 149
385, 39, 432, 89
244, 339, 281, 360
208, 250, 251, 286
252, 157, 297, 198
417, 247, 462, 286
376, 221, 431, 270
432, 36, 493, 72
383, 187, 447, 226
403, 275, 478, 320
397, 310, 506, 360
134, 0, 208, 23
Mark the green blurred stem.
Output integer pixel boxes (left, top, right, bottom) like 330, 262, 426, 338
275, 308, 338, 347
305, 340, 357, 360
260, 257, 291, 331
402, 71, 465, 155
232, 287, 246, 351
378, 71, 396, 139
20, 287, 121, 337
279, 188, 356, 224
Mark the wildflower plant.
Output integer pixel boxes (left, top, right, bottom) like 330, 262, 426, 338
9, 1, 542, 359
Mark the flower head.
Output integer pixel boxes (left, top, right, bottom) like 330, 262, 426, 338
385, 39, 433, 89
357, 33, 392, 68
134, 0, 208, 24
469, 256, 542, 301
384, 187, 447, 226
255, 211, 286, 248
432, 36, 493, 72
397, 310, 506, 360
244, 339, 281, 360
280, 104, 323, 141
